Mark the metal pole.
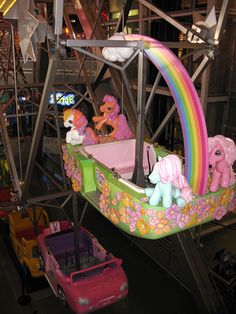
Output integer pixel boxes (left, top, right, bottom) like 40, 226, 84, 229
52, 90, 67, 190
92, 0, 133, 90
214, 0, 229, 45
63, 8, 100, 116
172, 232, 228, 314
27, 190, 72, 204
131, 49, 146, 187
11, 25, 23, 181
35, 161, 64, 191
0, 108, 22, 196
139, 0, 187, 34
73, 192, 80, 270
200, 65, 210, 116
145, 71, 161, 117
79, 201, 88, 226
138, 0, 213, 45
21, 55, 58, 204
115, 0, 133, 33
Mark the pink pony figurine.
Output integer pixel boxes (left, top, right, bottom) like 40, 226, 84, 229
145, 155, 193, 208
208, 135, 236, 192
92, 95, 133, 141
63, 109, 98, 145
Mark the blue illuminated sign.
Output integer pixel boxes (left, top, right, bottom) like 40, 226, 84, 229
49, 92, 76, 106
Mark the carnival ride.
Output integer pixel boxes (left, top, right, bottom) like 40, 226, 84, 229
63, 34, 236, 240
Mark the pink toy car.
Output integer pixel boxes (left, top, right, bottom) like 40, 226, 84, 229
37, 221, 128, 313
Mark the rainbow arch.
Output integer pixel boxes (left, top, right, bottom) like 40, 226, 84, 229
125, 34, 208, 195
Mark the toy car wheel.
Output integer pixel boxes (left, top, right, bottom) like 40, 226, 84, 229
58, 287, 67, 307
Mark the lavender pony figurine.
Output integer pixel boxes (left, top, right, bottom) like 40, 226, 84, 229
145, 155, 193, 208
208, 135, 236, 192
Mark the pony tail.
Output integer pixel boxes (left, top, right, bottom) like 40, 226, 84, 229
181, 186, 193, 203
173, 173, 187, 189
174, 174, 193, 202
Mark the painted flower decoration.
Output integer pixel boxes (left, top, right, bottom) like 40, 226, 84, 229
121, 192, 133, 207
228, 197, 236, 213
149, 216, 158, 227
219, 189, 233, 206
109, 208, 119, 225
177, 213, 190, 228
63, 148, 83, 192
116, 192, 122, 201
147, 208, 156, 217
213, 206, 227, 220
182, 203, 192, 215
118, 206, 130, 224
102, 181, 111, 198
129, 223, 136, 233
154, 217, 171, 235
98, 195, 109, 219
136, 218, 150, 235
166, 205, 181, 221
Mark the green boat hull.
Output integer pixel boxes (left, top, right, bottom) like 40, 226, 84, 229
63, 143, 236, 240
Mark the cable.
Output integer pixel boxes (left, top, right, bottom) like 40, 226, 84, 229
209, 220, 236, 231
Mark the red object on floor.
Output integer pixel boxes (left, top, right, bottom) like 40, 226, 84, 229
0, 211, 9, 218
0, 187, 11, 202
0, 187, 11, 218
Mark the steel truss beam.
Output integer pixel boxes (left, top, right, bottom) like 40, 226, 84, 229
63, 8, 100, 115
125, 229, 227, 314
21, 54, 59, 204
92, 0, 133, 90
70, 0, 138, 131
172, 232, 227, 314
27, 190, 72, 204
131, 49, 146, 187
138, 0, 218, 46
0, 107, 22, 196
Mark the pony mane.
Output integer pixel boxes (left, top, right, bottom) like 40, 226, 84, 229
156, 155, 183, 185
103, 95, 117, 104
156, 155, 193, 202
208, 135, 236, 166
73, 109, 88, 129
63, 109, 73, 122
102, 95, 120, 114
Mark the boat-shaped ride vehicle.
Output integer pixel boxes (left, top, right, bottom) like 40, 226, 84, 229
63, 34, 236, 240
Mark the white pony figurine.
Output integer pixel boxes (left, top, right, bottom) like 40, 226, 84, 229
63, 109, 98, 146
145, 155, 193, 208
